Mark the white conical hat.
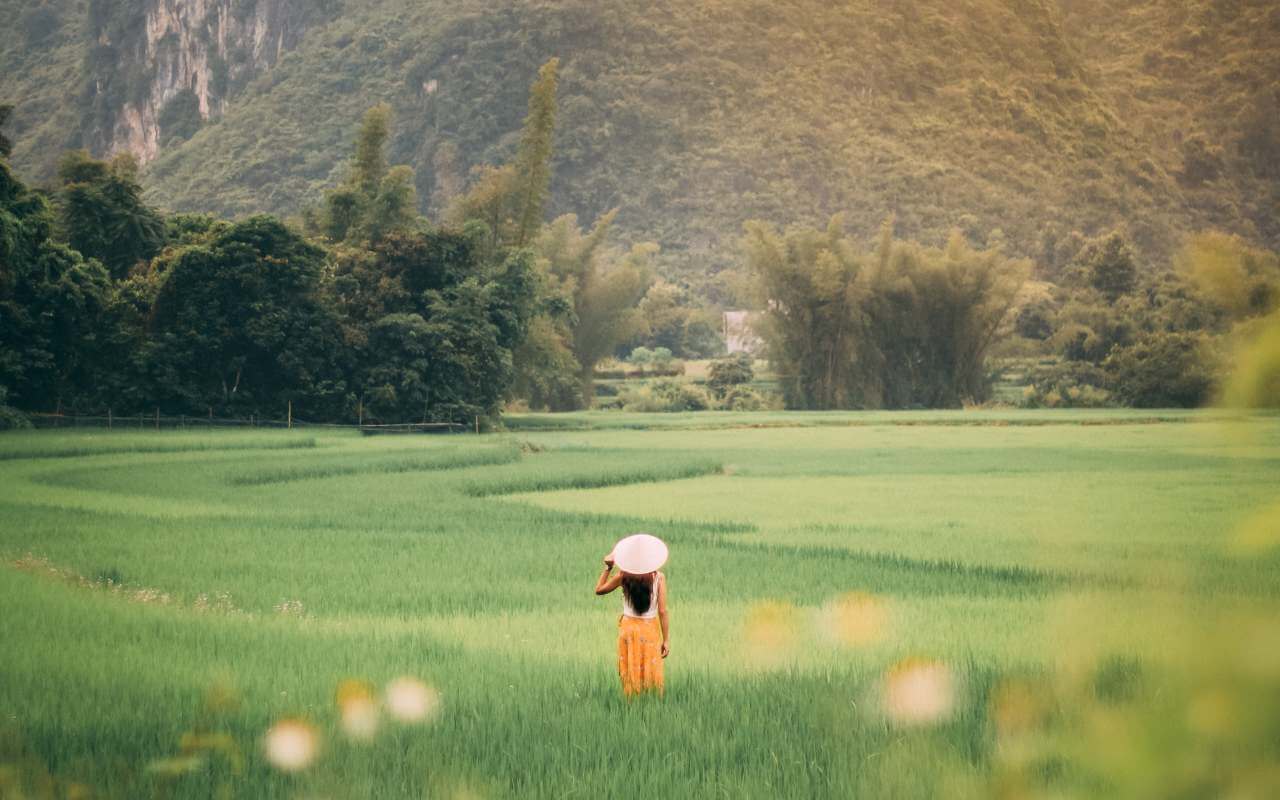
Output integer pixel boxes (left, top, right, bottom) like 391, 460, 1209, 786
611, 533, 668, 574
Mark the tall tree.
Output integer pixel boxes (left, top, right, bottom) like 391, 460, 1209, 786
448, 58, 560, 252
55, 151, 164, 279
0, 161, 113, 412
536, 212, 653, 404
319, 104, 418, 244
747, 216, 1027, 409
353, 103, 392, 197
512, 58, 559, 248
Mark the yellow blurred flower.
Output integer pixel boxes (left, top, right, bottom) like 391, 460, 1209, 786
336, 679, 380, 741
741, 600, 802, 668
881, 658, 956, 727
262, 719, 318, 772
1231, 501, 1280, 554
384, 677, 442, 724
815, 592, 887, 647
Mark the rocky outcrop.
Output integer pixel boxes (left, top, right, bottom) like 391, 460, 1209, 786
96, 0, 311, 163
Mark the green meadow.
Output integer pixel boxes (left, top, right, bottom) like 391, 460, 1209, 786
2, 412, 1279, 798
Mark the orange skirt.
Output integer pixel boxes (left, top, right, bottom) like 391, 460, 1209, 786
617, 615, 664, 697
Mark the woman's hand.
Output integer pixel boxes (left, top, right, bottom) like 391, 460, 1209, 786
661, 641, 670, 658
603, 553, 615, 569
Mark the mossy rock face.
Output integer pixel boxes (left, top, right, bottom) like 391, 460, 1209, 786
158, 90, 202, 147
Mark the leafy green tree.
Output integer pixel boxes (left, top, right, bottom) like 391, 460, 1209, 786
332, 228, 539, 423
626, 279, 725, 358
0, 161, 112, 411
1176, 231, 1279, 320
55, 151, 164, 279
744, 215, 867, 409
145, 216, 349, 417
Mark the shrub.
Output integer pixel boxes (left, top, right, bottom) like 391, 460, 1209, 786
707, 353, 754, 397
720, 385, 767, 411
620, 379, 711, 412
1104, 332, 1218, 408
628, 347, 653, 365
0, 388, 31, 430
1021, 361, 1113, 408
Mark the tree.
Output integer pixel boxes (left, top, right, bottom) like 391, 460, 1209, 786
1069, 232, 1137, 301
1176, 231, 1279, 320
447, 58, 561, 252
55, 151, 164, 279
536, 212, 653, 404
511, 58, 559, 248
0, 161, 113, 411
333, 228, 539, 423
747, 216, 1028, 409
145, 216, 349, 417
744, 215, 867, 409
352, 103, 392, 197
318, 104, 419, 245
1104, 333, 1216, 408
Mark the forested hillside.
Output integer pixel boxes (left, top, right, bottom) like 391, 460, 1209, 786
1, 0, 1277, 289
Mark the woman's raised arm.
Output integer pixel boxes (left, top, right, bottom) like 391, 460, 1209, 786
594, 554, 623, 595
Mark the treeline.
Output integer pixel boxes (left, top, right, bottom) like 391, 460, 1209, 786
0, 62, 723, 427
742, 212, 1280, 410
1015, 229, 1280, 409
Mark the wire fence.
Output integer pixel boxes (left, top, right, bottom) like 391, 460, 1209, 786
26, 410, 470, 435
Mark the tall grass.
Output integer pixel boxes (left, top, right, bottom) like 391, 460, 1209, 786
1, 414, 1277, 797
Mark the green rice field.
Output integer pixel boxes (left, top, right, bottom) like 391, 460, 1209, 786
2, 411, 1279, 798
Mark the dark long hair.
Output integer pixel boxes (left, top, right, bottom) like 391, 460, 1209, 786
621, 574, 654, 615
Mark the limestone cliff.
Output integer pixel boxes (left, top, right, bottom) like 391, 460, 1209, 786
87, 0, 315, 163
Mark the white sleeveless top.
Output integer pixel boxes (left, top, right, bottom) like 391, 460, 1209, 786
621, 573, 660, 619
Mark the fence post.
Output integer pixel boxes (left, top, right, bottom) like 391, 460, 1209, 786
475, 415, 480, 435
155, 407, 160, 430
358, 400, 364, 427
108, 408, 112, 429
288, 401, 293, 430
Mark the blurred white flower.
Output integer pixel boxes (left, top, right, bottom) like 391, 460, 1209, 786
263, 719, 318, 772
385, 677, 442, 724
882, 659, 956, 727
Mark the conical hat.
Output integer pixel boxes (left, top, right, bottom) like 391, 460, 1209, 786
611, 533, 668, 574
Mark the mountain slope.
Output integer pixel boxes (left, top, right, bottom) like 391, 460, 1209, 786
2, 0, 1276, 287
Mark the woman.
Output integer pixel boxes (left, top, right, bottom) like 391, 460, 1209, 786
594, 533, 669, 697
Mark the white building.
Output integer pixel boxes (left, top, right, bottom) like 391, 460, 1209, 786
722, 310, 763, 355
